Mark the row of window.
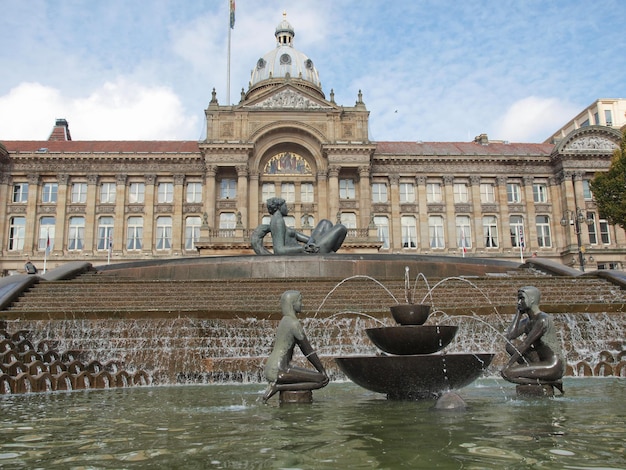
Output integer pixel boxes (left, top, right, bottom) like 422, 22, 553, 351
12, 179, 595, 207
365, 213, 609, 250
8, 215, 203, 252
7, 210, 611, 252
12, 182, 204, 205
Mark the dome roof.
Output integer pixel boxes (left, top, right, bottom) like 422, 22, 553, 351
248, 14, 322, 95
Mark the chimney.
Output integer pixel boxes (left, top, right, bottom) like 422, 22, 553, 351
474, 133, 489, 145
48, 119, 72, 141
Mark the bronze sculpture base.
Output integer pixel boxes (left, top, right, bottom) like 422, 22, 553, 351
279, 390, 313, 404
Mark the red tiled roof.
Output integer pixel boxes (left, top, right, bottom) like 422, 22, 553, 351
375, 141, 554, 156
2, 141, 201, 153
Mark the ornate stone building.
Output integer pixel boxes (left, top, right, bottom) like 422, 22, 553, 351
1, 16, 624, 274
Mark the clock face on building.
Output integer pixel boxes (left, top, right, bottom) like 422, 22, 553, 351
263, 152, 312, 175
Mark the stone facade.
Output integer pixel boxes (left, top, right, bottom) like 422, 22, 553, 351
0, 19, 625, 274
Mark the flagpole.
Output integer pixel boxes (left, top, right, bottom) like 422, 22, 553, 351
518, 226, 524, 263
227, 16, 231, 105
43, 229, 49, 274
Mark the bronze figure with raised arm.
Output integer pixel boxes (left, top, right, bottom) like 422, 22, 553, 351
501, 286, 565, 392
263, 290, 329, 402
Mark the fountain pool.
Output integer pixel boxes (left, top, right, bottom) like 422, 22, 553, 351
1, 378, 624, 469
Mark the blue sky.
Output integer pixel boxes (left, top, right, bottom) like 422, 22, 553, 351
1, 0, 624, 143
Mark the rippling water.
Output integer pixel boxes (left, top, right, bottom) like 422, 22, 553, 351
0, 378, 624, 469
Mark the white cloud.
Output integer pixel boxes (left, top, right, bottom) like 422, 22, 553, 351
491, 96, 580, 143
0, 79, 199, 141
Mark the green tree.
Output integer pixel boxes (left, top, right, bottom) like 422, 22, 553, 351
590, 131, 626, 230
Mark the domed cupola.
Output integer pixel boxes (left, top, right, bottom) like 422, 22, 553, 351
246, 13, 324, 100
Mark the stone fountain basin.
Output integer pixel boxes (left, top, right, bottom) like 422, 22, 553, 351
366, 325, 458, 355
335, 353, 495, 400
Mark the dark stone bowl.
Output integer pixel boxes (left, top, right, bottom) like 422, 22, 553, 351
390, 304, 431, 325
366, 325, 458, 355
335, 353, 495, 400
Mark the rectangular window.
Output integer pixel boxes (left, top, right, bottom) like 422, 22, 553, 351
97, 216, 114, 251
68, 216, 85, 251
42, 183, 58, 203
453, 183, 469, 203
583, 180, 593, 200
509, 215, 524, 248
38, 216, 55, 251
374, 216, 389, 249
605, 109, 613, 126
372, 183, 388, 203
220, 179, 237, 199
507, 183, 521, 203
483, 216, 499, 247
185, 216, 202, 249
426, 183, 442, 203
532, 184, 548, 203
456, 215, 472, 250
340, 179, 355, 199
100, 182, 116, 204
480, 183, 495, 203
71, 183, 88, 204
158, 182, 174, 203
9, 217, 26, 251
599, 219, 611, 244
587, 213, 598, 245
126, 216, 143, 250
156, 216, 172, 250
186, 182, 202, 203
340, 212, 357, 229
12, 183, 28, 203
219, 212, 237, 229
429, 215, 445, 248
300, 183, 314, 203
281, 183, 295, 203
535, 215, 552, 247
401, 215, 417, 248
399, 183, 415, 203
594, 112, 600, 125
129, 183, 145, 204
262, 183, 276, 201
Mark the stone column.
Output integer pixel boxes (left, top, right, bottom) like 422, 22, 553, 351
83, 174, 99, 255
416, 176, 429, 249
496, 176, 510, 250
389, 174, 401, 250
573, 172, 591, 246
143, 174, 156, 255
54, 174, 69, 254
548, 176, 564, 250
0, 175, 9, 255
327, 165, 340, 222
249, 170, 259, 228
204, 166, 217, 228
317, 170, 328, 221
172, 174, 185, 252
236, 165, 248, 227
113, 174, 127, 254
358, 166, 371, 229
470, 176, 482, 250
522, 175, 537, 253
23, 174, 40, 254
443, 175, 456, 251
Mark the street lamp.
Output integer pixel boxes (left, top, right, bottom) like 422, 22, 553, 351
560, 208, 594, 272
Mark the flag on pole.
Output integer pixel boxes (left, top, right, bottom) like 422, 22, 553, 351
229, 0, 235, 29
46, 232, 51, 254
460, 228, 467, 257
518, 226, 525, 263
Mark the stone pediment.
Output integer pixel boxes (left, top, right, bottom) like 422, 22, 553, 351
246, 88, 332, 110
564, 136, 618, 151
